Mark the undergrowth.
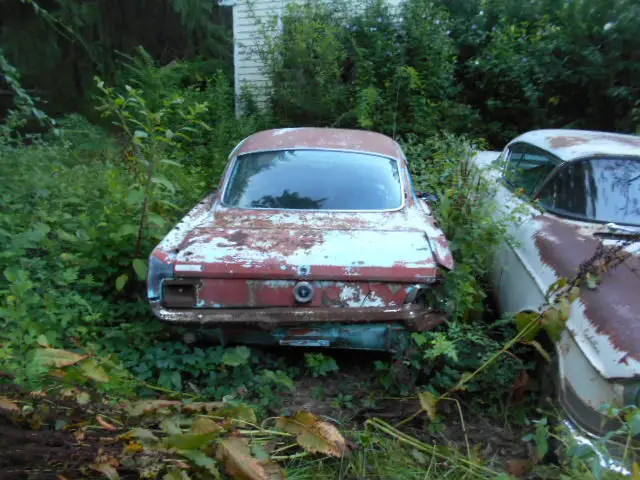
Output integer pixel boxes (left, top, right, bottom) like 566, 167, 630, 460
1, 39, 637, 480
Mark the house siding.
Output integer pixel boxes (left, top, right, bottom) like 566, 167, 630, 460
230, 0, 405, 110
232, 0, 288, 109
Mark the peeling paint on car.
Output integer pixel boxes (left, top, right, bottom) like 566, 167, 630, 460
533, 215, 640, 379
473, 131, 640, 469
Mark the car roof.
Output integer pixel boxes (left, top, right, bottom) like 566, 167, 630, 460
235, 127, 404, 160
508, 129, 640, 162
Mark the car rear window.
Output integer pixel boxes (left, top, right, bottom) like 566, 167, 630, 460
538, 157, 640, 226
223, 149, 403, 210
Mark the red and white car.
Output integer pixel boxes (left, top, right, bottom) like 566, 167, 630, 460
148, 128, 453, 350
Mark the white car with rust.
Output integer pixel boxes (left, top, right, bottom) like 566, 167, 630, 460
474, 129, 640, 469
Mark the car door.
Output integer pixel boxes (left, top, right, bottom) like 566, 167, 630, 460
493, 143, 561, 314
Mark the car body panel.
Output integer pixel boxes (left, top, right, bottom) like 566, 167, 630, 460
148, 128, 453, 350
473, 131, 640, 458
505, 129, 640, 163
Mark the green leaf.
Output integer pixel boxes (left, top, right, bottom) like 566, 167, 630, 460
543, 307, 566, 341
171, 371, 182, 390
115, 274, 128, 291
534, 421, 549, 461
222, 346, 251, 367
116, 224, 138, 238
151, 175, 176, 193
179, 450, 219, 477
126, 189, 145, 206
586, 273, 599, 290
132, 259, 147, 280
160, 159, 182, 168
629, 412, 640, 436
411, 332, 428, 347
514, 311, 542, 341
164, 432, 216, 451
36, 334, 50, 348
134, 130, 148, 138
79, 358, 110, 383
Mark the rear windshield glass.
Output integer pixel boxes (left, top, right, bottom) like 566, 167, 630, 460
223, 149, 403, 210
538, 157, 640, 226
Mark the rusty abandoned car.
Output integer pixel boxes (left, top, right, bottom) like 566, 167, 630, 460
474, 129, 640, 470
148, 128, 453, 351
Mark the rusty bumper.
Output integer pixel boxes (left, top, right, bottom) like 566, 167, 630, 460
151, 302, 445, 332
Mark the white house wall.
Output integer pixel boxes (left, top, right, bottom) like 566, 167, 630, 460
229, 0, 405, 111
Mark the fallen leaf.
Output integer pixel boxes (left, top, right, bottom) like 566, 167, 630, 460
79, 358, 110, 383
191, 417, 223, 434
506, 458, 532, 477
220, 404, 257, 424
0, 396, 19, 413
182, 401, 225, 413
276, 411, 348, 458
179, 450, 220, 477
33, 347, 87, 368
418, 391, 439, 421
76, 391, 91, 406
164, 432, 217, 451
126, 399, 182, 416
127, 427, 159, 445
96, 415, 117, 431
216, 437, 285, 480
92, 463, 120, 480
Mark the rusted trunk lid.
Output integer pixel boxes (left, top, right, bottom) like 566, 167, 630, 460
174, 226, 440, 283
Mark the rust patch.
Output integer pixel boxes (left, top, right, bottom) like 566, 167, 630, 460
547, 132, 640, 149
236, 128, 403, 160
547, 136, 592, 149
227, 230, 249, 246
534, 215, 640, 360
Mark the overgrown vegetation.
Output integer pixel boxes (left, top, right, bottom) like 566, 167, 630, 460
255, 0, 640, 145
2, 0, 640, 478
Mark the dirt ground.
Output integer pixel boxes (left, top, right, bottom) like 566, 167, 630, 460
0, 350, 534, 479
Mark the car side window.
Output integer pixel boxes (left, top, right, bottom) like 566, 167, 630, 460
504, 144, 557, 197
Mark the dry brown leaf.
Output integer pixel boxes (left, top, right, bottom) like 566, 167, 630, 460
216, 437, 285, 480
0, 396, 19, 413
96, 415, 117, 431
182, 401, 225, 413
417, 391, 439, 421
506, 458, 533, 477
191, 417, 223, 434
126, 400, 182, 416
34, 347, 88, 368
276, 412, 348, 458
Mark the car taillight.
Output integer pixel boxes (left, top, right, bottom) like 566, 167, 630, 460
163, 280, 199, 307
147, 253, 175, 302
